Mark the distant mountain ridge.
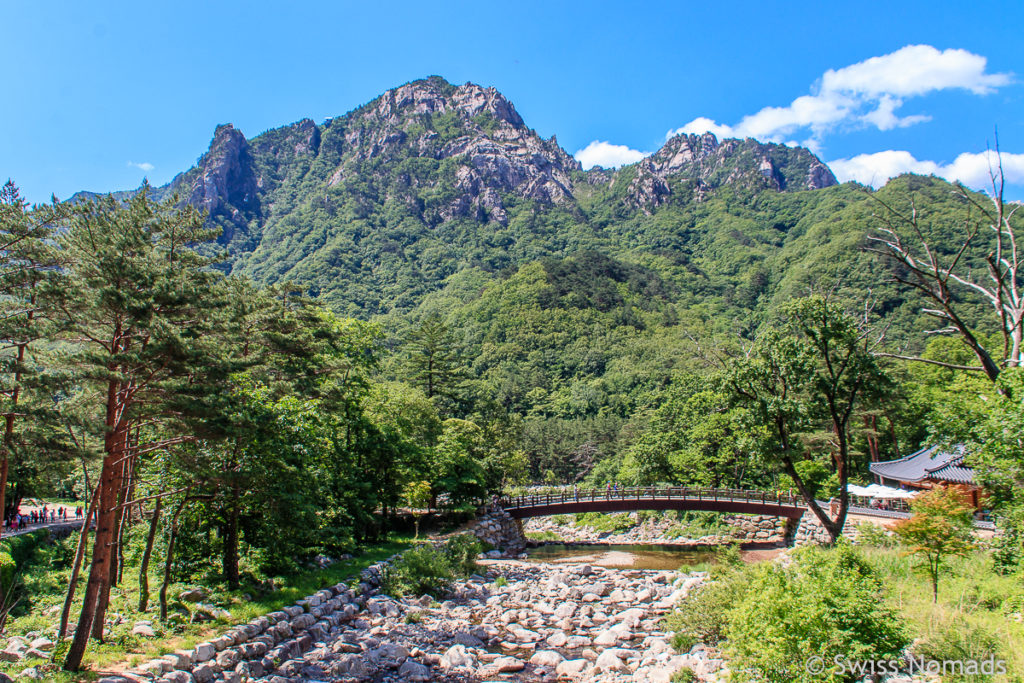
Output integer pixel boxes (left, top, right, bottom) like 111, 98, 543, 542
73, 75, 840, 314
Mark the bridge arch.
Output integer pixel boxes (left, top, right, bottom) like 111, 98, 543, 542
499, 487, 807, 520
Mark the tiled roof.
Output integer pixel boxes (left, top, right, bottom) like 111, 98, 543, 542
869, 444, 974, 485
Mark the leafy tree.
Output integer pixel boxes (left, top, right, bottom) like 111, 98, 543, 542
404, 314, 466, 411
894, 486, 975, 603
431, 418, 487, 509
403, 480, 432, 539
726, 296, 888, 542
622, 375, 766, 487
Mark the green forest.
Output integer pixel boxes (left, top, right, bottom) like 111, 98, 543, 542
3, 77, 1024, 677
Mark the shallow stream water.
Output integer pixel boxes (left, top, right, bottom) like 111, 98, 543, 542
523, 543, 719, 570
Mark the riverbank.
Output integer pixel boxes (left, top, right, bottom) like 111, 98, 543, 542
0, 536, 413, 681
94, 559, 711, 683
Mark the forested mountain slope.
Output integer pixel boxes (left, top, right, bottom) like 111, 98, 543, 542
72, 76, 996, 472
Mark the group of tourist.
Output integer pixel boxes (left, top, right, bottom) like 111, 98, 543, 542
568, 482, 621, 501
4, 504, 82, 532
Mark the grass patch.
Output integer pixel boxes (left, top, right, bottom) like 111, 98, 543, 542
0, 535, 412, 681
862, 546, 1024, 680
663, 544, 1024, 681
572, 512, 636, 533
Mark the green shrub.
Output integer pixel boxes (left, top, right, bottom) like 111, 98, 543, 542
440, 534, 481, 576
574, 512, 635, 533
382, 545, 454, 598
664, 567, 750, 648
671, 668, 697, 683
663, 511, 731, 539
990, 528, 1022, 575
382, 535, 481, 598
725, 544, 909, 683
493, 575, 508, 588
855, 522, 897, 548
715, 543, 743, 568
0, 552, 15, 595
663, 524, 688, 540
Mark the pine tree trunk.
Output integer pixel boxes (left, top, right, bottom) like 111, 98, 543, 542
865, 415, 880, 463
59, 486, 99, 640
223, 495, 240, 590
91, 440, 128, 641
138, 497, 162, 613
160, 495, 190, 622
64, 376, 123, 670
0, 447, 8, 539
115, 449, 134, 586
0, 326, 29, 540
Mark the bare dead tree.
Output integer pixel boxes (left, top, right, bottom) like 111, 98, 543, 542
867, 147, 1021, 384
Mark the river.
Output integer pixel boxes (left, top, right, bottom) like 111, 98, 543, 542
524, 543, 719, 570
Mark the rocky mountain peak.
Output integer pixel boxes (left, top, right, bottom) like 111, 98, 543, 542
186, 123, 260, 240
451, 83, 525, 127
326, 77, 579, 224
622, 132, 838, 209
359, 77, 526, 130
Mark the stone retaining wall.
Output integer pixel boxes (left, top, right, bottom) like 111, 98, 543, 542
791, 511, 858, 546
98, 557, 405, 683
470, 508, 526, 554
720, 514, 787, 543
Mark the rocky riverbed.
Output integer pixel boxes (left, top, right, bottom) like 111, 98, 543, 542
98, 559, 720, 683
523, 513, 787, 546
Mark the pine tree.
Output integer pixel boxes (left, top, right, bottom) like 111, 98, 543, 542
57, 187, 223, 671
405, 314, 466, 410
0, 181, 64, 532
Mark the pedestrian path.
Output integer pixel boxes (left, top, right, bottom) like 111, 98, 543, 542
3, 518, 85, 538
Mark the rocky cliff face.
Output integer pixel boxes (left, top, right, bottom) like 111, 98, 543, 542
152, 77, 837, 237
324, 78, 580, 225
161, 124, 261, 244
616, 133, 837, 209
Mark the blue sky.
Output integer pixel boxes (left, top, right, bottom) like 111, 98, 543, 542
3, 0, 1023, 203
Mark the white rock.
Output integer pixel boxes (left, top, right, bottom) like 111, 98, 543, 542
596, 649, 630, 673
530, 650, 565, 667
557, 658, 591, 678
440, 644, 477, 669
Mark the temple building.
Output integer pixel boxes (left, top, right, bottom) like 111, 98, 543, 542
869, 444, 984, 509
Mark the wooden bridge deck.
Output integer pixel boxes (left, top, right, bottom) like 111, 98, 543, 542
499, 487, 808, 519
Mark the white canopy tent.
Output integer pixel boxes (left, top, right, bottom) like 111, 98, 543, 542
846, 483, 918, 499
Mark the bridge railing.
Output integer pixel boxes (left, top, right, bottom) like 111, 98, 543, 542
499, 487, 804, 511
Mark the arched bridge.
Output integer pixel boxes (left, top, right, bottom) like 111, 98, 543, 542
498, 487, 808, 520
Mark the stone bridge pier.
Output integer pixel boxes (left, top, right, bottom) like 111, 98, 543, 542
470, 507, 527, 554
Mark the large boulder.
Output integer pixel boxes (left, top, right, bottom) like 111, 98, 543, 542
440, 643, 477, 669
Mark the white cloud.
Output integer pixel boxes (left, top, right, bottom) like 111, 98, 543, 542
127, 161, 155, 172
828, 149, 1024, 190
574, 140, 649, 169
821, 45, 1011, 97
828, 151, 938, 186
670, 45, 1011, 144
676, 117, 735, 139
